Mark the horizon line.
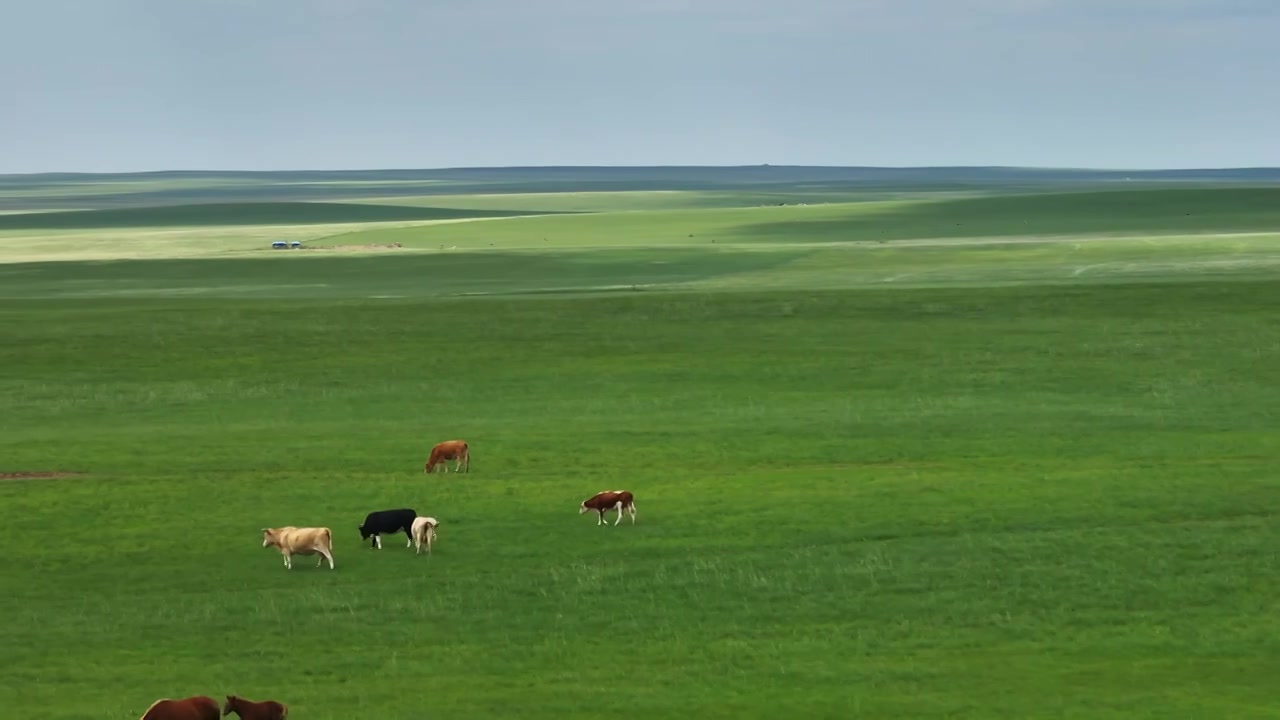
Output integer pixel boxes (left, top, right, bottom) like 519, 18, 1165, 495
5, 164, 1280, 179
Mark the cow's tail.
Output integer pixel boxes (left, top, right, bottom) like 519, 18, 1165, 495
321, 527, 333, 550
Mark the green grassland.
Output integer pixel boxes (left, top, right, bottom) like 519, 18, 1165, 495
332, 187, 1280, 249
2, 169, 1280, 719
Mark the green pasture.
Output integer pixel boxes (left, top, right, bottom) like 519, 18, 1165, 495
8, 186, 1280, 269
332, 187, 1280, 251
2, 173, 1280, 718
3, 232, 1280, 300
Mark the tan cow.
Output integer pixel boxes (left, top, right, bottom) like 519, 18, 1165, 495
411, 516, 439, 555
424, 440, 470, 474
261, 526, 335, 570
579, 490, 637, 526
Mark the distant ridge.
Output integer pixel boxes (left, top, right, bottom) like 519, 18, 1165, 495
3, 165, 1278, 213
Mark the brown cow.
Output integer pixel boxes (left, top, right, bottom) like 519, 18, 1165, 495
261, 526, 335, 570
579, 490, 637, 526
222, 695, 288, 719
424, 440, 470, 474
139, 696, 219, 720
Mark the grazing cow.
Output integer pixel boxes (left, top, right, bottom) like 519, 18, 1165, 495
358, 508, 417, 549
138, 696, 219, 720
579, 490, 637, 526
411, 515, 439, 555
261, 526, 335, 570
222, 695, 288, 720
424, 439, 470, 474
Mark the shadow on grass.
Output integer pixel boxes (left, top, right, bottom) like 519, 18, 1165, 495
0, 246, 813, 299
723, 187, 1280, 244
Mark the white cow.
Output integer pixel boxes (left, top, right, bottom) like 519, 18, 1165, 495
411, 516, 439, 555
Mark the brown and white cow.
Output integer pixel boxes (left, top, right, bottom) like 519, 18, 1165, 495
579, 490, 637, 526
411, 516, 439, 555
424, 440, 470, 474
261, 526, 335, 570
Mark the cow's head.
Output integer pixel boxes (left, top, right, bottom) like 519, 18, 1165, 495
578, 502, 589, 514
424, 461, 434, 474
261, 528, 277, 547
357, 524, 371, 540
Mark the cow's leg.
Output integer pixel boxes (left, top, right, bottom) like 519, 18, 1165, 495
374, 535, 382, 550
614, 501, 624, 526
406, 529, 413, 548
630, 504, 637, 524
320, 549, 335, 569
283, 553, 292, 569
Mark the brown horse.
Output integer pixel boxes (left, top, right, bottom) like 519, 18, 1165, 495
223, 695, 288, 719
139, 696, 219, 720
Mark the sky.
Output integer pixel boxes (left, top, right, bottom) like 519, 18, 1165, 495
2, 0, 1278, 173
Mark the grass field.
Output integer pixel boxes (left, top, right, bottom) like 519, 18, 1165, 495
2, 168, 1280, 719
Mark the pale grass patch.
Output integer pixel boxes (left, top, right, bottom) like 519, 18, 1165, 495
0, 216, 521, 263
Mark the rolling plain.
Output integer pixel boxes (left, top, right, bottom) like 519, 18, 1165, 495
2, 166, 1279, 719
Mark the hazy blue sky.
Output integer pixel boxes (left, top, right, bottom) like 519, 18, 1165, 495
2, 0, 1277, 172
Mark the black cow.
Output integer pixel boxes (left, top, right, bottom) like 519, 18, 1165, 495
358, 508, 417, 549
